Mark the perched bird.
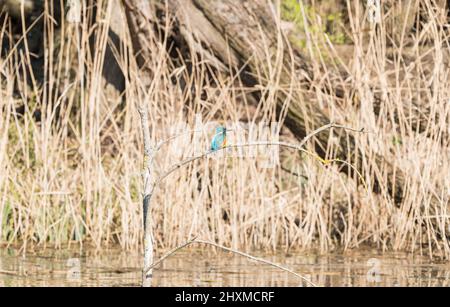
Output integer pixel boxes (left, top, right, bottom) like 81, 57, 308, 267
210, 126, 227, 152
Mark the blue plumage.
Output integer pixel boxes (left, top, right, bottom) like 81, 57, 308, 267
210, 126, 227, 151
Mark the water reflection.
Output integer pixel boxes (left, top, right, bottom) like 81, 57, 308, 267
0, 248, 449, 287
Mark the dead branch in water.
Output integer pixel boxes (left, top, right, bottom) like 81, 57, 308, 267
145, 237, 318, 287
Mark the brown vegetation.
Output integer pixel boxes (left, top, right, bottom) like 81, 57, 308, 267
0, 0, 449, 260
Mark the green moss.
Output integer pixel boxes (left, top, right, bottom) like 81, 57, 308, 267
280, 0, 348, 48
281, 0, 303, 22
392, 136, 403, 146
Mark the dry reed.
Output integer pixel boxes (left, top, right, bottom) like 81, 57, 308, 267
0, 0, 448, 260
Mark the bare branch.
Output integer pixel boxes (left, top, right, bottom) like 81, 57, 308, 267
144, 236, 199, 272
195, 240, 318, 287
155, 123, 364, 187
145, 238, 318, 287
154, 128, 242, 152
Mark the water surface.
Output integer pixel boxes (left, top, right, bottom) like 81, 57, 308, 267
1, 248, 449, 287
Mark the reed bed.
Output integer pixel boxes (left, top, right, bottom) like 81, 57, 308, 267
0, 0, 449, 258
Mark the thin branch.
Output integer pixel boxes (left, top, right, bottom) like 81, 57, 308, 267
295, 123, 364, 149
144, 236, 199, 272
195, 240, 317, 287
154, 128, 241, 152
155, 123, 364, 187
145, 238, 318, 287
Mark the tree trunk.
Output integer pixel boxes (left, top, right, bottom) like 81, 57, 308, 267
121, 0, 157, 287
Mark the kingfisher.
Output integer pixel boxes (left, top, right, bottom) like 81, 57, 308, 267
210, 126, 227, 152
